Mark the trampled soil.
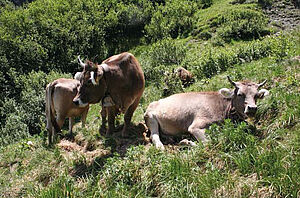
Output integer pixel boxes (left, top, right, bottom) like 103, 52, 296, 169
263, 0, 300, 30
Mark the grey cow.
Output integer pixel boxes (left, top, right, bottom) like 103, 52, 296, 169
144, 76, 269, 150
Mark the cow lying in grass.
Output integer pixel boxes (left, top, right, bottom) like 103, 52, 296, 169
45, 73, 89, 145
144, 76, 269, 150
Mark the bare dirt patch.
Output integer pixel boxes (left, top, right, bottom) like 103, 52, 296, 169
264, 0, 300, 30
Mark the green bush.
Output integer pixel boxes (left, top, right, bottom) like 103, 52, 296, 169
0, 70, 71, 147
0, 99, 29, 147
145, 0, 200, 41
184, 33, 293, 78
139, 38, 187, 82
214, 9, 269, 41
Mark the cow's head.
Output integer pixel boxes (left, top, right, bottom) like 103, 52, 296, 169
73, 56, 108, 107
219, 76, 269, 119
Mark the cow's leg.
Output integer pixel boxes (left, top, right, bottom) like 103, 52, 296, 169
100, 107, 107, 134
106, 106, 116, 136
46, 117, 53, 145
68, 117, 74, 138
48, 127, 53, 145
145, 112, 164, 150
55, 115, 65, 142
188, 120, 209, 145
122, 97, 141, 137
81, 107, 89, 128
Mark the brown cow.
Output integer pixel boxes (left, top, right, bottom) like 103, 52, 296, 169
73, 52, 145, 136
46, 77, 89, 145
175, 67, 194, 87
144, 76, 269, 150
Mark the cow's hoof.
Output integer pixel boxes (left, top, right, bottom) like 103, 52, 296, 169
179, 139, 197, 147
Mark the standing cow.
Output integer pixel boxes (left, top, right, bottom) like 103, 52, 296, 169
175, 67, 194, 87
144, 76, 269, 150
73, 52, 145, 137
45, 76, 89, 145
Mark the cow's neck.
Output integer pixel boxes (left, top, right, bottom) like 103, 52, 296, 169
225, 100, 244, 122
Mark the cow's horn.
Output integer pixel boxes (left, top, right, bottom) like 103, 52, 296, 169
77, 55, 86, 68
258, 80, 267, 88
227, 76, 237, 87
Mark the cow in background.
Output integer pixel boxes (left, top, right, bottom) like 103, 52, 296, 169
144, 76, 269, 150
175, 67, 194, 88
45, 73, 89, 145
73, 52, 145, 137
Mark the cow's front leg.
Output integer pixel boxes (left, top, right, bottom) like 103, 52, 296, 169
100, 107, 107, 135
144, 112, 164, 150
106, 106, 116, 136
81, 106, 89, 128
68, 117, 74, 138
188, 120, 209, 145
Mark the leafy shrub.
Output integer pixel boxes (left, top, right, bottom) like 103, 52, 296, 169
184, 33, 293, 78
0, 70, 71, 147
0, 0, 155, 77
214, 9, 269, 41
139, 38, 187, 82
162, 73, 184, 97
194, 6, 270, 42
145, 0, 200, 41
0, 99, 29, 147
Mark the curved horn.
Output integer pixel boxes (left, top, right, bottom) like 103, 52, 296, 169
258, 80, 267, 88
77, 55, 86, 68
227, 76, 237, 87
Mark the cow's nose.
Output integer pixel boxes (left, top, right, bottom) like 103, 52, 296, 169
245, 105, 257, 116
248, 106, 257, 112
73, 99, 79, 106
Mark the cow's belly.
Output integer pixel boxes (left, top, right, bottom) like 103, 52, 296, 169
67, 108, 86, 117
158, 120, 186, 135
156, 113, 190, 136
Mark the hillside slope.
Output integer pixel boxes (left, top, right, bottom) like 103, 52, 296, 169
0, 0, 299, 197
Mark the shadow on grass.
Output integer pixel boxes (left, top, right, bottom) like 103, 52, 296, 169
63, 122, 149, 178
103, 123, 149, 156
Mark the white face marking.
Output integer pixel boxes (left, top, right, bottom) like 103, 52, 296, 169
90, 71, 97, 85
78, 99, 89, 107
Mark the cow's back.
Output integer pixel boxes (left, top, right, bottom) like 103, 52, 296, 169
145, 92, 229, 135
103, 52, 145, 111
52, 78, 88, 117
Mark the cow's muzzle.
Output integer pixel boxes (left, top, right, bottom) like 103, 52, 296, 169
244, 105, 257, 117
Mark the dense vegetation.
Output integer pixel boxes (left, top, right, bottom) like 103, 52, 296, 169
0, 0, 299, 197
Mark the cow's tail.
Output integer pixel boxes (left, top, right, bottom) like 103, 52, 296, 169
45, 82, 61, 144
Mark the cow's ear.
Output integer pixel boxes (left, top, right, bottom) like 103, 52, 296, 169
95, 67, 104, 84
257, 89, 269, 99
219, 88, 234, 98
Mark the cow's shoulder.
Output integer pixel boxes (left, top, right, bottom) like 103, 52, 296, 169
102, 52, 133, 66
53, 78, 79, 91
